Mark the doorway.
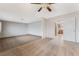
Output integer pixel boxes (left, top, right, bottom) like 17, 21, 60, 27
55, 16, 76, 42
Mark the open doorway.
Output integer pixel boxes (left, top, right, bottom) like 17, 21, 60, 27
55, 21, 64, 40
54, 16, 75, 42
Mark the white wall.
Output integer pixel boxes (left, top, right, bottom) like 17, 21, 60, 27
27, 20, 55, 38
1, 21, 28, 38
76, 15, 79, 42
28, 21, 42, 36
63, 16, 75, 42
1, 11, 79, 41
0, 20, 55, 38
47, 20, 55, 38
0, 21, 43, 38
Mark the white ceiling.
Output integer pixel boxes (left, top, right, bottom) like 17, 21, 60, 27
0, 3, 79, 23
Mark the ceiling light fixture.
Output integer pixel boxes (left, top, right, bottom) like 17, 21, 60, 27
31, 3, 55, 12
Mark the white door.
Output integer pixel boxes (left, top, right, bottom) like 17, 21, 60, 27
63, 17, 75, 42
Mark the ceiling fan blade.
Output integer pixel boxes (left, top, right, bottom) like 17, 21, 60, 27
48, 3, 55, 4
31, 3, 41, 4
47, 6, 52, 12
31, 3, 55, 4
38, 7, 42, 12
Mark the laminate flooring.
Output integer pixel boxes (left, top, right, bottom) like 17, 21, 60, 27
0, 35, 79, 56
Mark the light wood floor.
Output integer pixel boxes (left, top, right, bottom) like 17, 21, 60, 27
0, 35, 79, 56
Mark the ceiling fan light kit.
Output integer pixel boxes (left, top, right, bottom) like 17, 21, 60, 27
31, 3, 54, 12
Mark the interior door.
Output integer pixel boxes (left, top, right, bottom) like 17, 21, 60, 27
63, 16, 75, 42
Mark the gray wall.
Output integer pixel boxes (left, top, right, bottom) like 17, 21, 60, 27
1, 21, 28, 37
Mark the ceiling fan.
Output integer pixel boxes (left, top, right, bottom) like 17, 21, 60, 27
31, 3, 54, 12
